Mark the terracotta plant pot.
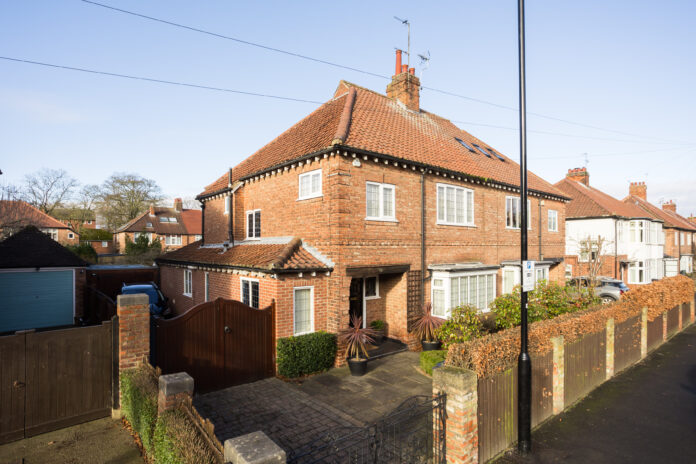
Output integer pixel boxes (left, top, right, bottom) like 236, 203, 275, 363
347, 358, 368, 376
421, 340, 442, 351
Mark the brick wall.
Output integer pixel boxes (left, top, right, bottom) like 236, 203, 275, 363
116, 294, 150, 371
86, 240, 115, 255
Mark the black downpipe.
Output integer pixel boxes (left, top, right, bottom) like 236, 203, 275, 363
420, 173, 426, 311
517, 0, 532, 454
228, 169, 234, 245
538, 199, 542, 260
614, 220, 618, 279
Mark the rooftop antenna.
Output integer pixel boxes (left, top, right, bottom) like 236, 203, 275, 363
394, 16, 410, 68
417, 51, 431, 81
582, 152, 589, 168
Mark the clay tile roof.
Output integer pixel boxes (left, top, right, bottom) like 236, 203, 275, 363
624, 195, 696, 231
0, 226, 87, 268
117, 208, 201, 235
156, 238, 331, 272
554, 178, 652, 219
0, 200, 73, 230
198, 81, 565, 199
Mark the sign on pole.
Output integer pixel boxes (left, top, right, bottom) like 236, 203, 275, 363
522, 260, 535, 292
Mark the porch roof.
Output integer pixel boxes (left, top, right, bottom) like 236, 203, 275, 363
428, 262, 500, 272
345, 264, 410, 278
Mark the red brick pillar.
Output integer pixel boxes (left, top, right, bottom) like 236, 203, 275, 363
117, 294, 150, 371
433, 366, 479, 464
158, 372, 194, 414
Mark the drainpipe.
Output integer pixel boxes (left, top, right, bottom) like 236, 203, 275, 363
537, 198, 542, 260
420, 173, 426, 310
614, 220, 618, 279
227, 168, 234, 246
200, 202, 205, 246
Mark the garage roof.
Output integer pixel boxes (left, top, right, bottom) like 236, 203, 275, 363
0, 226, 88, 268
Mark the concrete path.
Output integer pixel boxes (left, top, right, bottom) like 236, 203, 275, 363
496, 323, 696, 463
0, 417, 143, 464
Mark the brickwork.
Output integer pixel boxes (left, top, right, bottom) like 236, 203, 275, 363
157, 372, 194, 414
605, 318, 615, 379
116, 294, 150, 371
432, 366, 478, 464
551, 336, 564, 414
86, 239, 115, 255
564, 254, 628, 284
641, 307, 648, 358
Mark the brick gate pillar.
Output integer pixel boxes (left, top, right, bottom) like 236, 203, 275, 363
117, 293, 150, 370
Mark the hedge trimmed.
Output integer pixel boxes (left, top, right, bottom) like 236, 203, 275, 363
447, 275, 694, 378
277, 331, 337, 378
120, 365, 158, 455
153, 409, 221, 464
420, 350, 447, 376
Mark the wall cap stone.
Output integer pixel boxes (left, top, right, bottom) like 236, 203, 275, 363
117, 293, 149, 308
159, 372, 194, 396
224, 431, 286, 464
433, 365, 477, 389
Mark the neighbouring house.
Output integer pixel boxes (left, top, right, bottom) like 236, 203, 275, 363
52, 207, 104, 231
156, 51, 569, 347
555, 168, 665, 285
84, 239, 115, 255
78, 228, 115, 256
113, 198, 202, 253
0, 226, 88, 333
0, 200, 79, 245
623, 182, 696, 274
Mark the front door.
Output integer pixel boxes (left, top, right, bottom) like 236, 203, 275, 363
349, 278, 363, 327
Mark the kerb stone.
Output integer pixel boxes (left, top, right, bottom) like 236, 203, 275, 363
224, 431, 286, 464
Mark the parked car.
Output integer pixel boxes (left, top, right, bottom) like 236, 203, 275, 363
567, 276, 629, 304
120, 282, 170, 316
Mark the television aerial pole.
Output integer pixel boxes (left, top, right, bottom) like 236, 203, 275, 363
394, 16, 410, 68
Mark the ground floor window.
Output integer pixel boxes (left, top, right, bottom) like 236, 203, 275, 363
204, 272, 209, 302
294, 287, 313, 335
502, 267, 519, 294
165, 234, 182, 246
628, 261, 645, 284
535, 266, 549, 283
680, 256, 693, 274
241, 278, 259, 308
364, 276, 379, 299
183, 269, 192, 296
432, 271, 496, 316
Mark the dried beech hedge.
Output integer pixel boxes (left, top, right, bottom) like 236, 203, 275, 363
446, 275, 694, 378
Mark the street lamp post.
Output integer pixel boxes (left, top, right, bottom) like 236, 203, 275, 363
517, 0, 532, 454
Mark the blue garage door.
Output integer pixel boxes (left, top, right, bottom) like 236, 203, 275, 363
0, 270, 74, 333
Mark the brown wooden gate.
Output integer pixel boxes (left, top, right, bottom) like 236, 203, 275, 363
0, 323, 113, 445
153, 298, 275, 393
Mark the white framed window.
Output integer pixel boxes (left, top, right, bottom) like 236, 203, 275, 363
133, 232, 152, 243
146, 222, 153, 228
224, 196, 231, 215
617, 221, 624, 242
674, 231, 678, 246
241, 278, 259, 308
194, 235, 202, 241
681, 232, 685, 246
68, 232, 75, 239
366, 182, 396, 221
165, 235, 182, 246
630, 221, 644, 243
688, 234, 692, 246
87, 220, 92, 225
436, 183, 474, 226
628, 261, 645, 284
565, 264, 573, 279
101, 241, 109, 247
183, 269, 193, 297
298, 169, 322, 200
293, 286, 314, 335
364, 276, 379, 299
44, 229, 58, 240
505, 197, 531, 229
502, 267, 519, 294
535, 266, 549, 283
431, 271, 497, 317
246, 210, 261, 239
204, 272, 210, 302
548, 210, 558, 232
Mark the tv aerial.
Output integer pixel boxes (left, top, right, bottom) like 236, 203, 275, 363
393, 16, 410, 67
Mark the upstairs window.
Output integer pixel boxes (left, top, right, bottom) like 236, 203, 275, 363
165, 235, 182, 246
437, 184, 474, 226
44, 229, 58, 241
548, 210, 558, 232
630, 221, 644, 243
505, 197, 531, 229
224, 196, 231, 215
298, 169, 322, 200
183, 269, 192, 297
241, 278, 259, 308
681, 232, 685, 246
366, 182, 396, 221
246, 210, 261, 239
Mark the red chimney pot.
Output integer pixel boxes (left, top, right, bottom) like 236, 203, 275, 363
395, 49, 402, 76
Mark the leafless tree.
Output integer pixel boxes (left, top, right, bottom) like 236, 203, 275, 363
577, 235, 610, 287
181, 197, 201, 210
0, 183, 26, 239
21, 168, 78, 214
99, 173, 163, 230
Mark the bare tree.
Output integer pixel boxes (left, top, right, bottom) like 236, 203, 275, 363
577, 235, 610, 287
0, 183, 26, 239
99, 173, 163, 230
181, 196, 201, 210
21, 169, 78, 214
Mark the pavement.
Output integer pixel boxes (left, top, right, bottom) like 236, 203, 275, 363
193, 351, 431, 454
0, 417, 143, 464
495, 322, 696, 464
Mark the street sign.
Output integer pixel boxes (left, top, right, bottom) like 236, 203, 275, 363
522, 260, 535, 292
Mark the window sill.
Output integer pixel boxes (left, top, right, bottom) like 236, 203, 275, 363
436, 222, 476, 228
365, 295, 380, 300
293, 330, 314, 336
297, 194, 323, 201
245, 237, 261, 241
182, 293, 192, 298
365, 218, 399, 223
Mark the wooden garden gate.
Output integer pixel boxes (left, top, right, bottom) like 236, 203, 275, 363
153, 298, 275, 393
0, 322, 113, 445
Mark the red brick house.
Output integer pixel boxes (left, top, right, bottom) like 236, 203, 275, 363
114, 198, 202, 253
0, 200, 79, 245
623, 182, 696, 274
157, 52, 569, 345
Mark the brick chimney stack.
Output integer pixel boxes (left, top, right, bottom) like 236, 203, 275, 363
566, 167, 590, 186
386, 49, 420, 111
174, 198, 183, 212
149, 204, 155, 216
629, 181, 647, 200
662, 200, 676, 213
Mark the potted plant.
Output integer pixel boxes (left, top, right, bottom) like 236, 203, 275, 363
369, 319, 386, 344
413, 303, 444, 351
339, 315, 377, 376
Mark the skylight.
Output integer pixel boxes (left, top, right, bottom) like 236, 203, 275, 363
472, 144, 492, 158
455, 137, 475, 152
486, 147, 505, 162
159, 217, 168, 222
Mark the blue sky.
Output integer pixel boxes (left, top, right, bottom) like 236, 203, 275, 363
1, 1, 694, 214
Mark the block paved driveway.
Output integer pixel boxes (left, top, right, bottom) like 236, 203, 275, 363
193, 352, 431, 453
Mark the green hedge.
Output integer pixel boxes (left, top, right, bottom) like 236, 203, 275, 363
120, 366, 158, 455
79, 228, 113, 241
277, 331, 337, 378
420, 350, 447, 376
153, 410, 220, 464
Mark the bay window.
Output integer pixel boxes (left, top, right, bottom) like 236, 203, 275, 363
431, 271, 497, 317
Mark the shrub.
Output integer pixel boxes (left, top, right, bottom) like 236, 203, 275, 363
369, 319, 386, 332
436, 305, 483, 348
65, 243, 97, 263
120, 365, 158, 455
420, 350, 447, 376
79, 228, 113, 241
277, 331, 337, 378
154, 410, 220, 464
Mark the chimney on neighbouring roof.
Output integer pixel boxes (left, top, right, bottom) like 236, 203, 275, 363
629, 181, 647, 200
688, 215, 696, 225
386, 49, 420, 111
174, 198, 183, 212
149, 204, 155, 216
662, 200, 676, 213
566, 167, 589, 186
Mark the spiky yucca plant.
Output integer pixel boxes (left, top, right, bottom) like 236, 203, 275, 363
413, 302, 445, 342
338, 315, 377, 360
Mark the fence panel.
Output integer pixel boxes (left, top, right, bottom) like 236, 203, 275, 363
478, 367, 517, 463
83, 286, 116, 324
564, 330, 606, 407
682, 303, 690, 327
531, 350, 553, 428
0, 333, 25, 445
614, 315, 641, 374
647, 316, 663, 352
666, 306, 680, 338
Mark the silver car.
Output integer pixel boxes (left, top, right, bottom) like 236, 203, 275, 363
567, 276, 630, 304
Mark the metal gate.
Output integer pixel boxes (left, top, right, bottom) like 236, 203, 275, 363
0, 322, 113, 445
153, 298, 275, 393
287, 394, 446, 464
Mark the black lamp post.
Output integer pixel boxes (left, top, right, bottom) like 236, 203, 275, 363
517, 0, 532, 454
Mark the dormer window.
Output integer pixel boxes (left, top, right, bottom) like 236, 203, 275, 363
146, 222, 153, 228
